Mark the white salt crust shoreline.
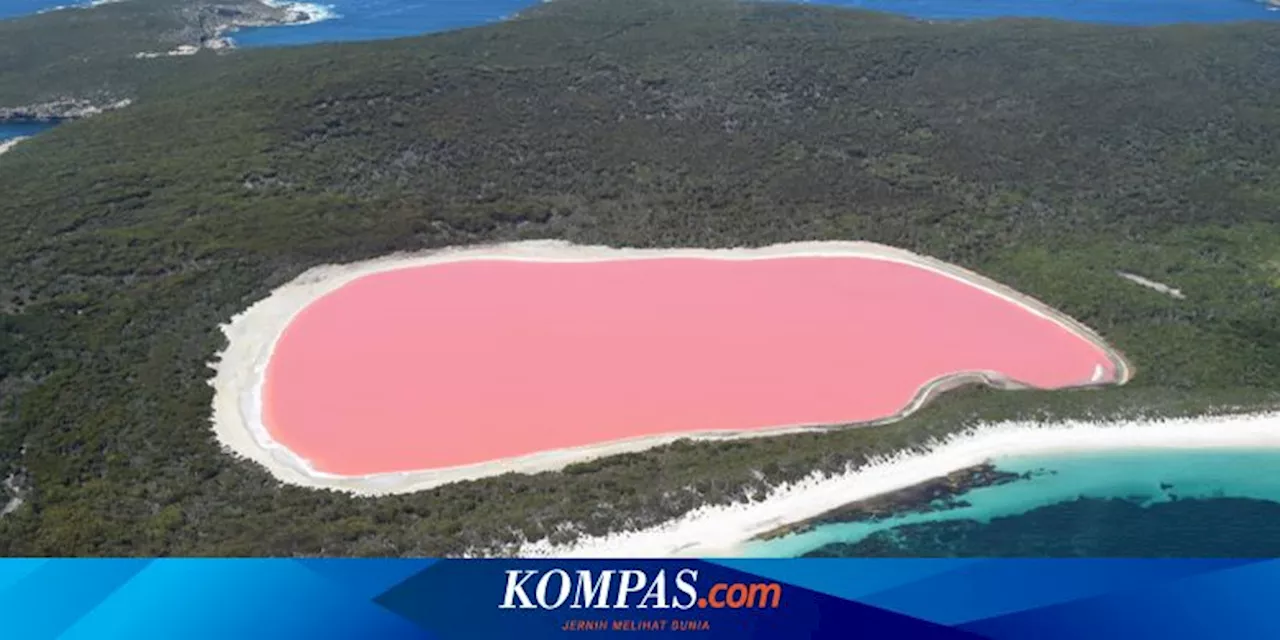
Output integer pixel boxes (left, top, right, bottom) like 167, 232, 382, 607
208, 240, 1132, 496
515, 411, 1280, 558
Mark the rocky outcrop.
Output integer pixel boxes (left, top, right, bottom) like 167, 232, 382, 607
1, 470, 30, 518
177, 1, 318, 50
0, 98, 133, 123
0, 1, 314, 123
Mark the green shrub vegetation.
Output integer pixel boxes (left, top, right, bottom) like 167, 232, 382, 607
0, 0, 1278, 556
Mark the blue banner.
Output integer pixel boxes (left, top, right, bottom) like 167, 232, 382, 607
3, 559, 1277, 639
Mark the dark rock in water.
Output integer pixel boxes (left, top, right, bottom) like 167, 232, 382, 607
753, 462, 1029, 541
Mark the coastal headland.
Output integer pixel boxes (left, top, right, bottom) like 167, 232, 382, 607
0, 0, 329, 123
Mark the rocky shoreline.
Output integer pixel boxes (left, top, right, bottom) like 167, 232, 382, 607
0, 98, 133, 123
0, 0, 319, 123
751, 462, 1032, 542
180, 0, 327, 51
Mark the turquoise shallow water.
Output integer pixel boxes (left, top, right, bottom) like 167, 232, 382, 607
745, 449, 1280, 557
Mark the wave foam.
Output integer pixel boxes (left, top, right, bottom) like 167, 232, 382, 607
260, 0, 340, 24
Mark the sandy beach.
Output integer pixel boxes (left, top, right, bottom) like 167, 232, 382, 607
514, 411, 1280, 558
0, 137, 27, 156
208, 240, 1132, 495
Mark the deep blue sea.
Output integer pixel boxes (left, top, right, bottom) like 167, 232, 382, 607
745, 449, 1280, 557
0, 121, 58, 142
229, 0, 1280, 47
0, 0, 103, 20
3, 0, 1278, 41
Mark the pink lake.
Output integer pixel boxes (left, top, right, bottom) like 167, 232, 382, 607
262, 257, 1118, 476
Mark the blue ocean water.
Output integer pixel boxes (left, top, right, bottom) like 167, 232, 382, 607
231, 0, 537, 47
745, 449, 1280, 557
0, 121, 58, 142
3, 0, 1277, 41
0, 0, 103, 20
230, 0, 1280, 48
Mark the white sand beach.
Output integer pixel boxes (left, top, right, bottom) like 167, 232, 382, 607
515, 411, 1280, 558
0, 137, 28, 156
208, 240, 1130, 496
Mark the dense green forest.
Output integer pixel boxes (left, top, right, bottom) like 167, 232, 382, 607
1, 0, 1279, 556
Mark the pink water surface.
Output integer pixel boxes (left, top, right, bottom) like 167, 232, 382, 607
262, 257, 1117, 476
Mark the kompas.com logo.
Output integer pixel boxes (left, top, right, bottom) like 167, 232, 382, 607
499, 569, 783, 610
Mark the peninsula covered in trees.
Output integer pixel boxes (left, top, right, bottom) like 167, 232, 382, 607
0, 0, 1278, 555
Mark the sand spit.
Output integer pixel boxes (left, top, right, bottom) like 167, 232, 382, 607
208, 240, 1131, 495
515, 411, 1280, 558
0, 138, 27, 156
1118, 271, 1186, 299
